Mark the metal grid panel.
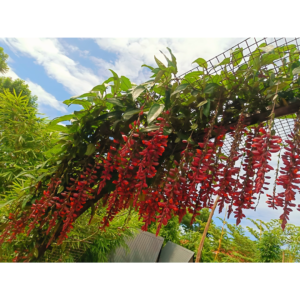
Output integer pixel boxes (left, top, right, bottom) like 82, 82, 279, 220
179, 37, 300, 156
220, 115, 296, 156
179, 37, 300, 79
108, 230, 164, 262
158, 241, 194, 263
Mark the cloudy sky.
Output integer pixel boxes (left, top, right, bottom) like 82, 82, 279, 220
1, 38, 245, 118
1, 37, 299, 232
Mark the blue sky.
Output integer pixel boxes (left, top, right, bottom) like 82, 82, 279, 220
1, 37, 299, 233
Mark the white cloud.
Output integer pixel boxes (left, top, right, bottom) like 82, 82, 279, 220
60, 41, 90, 57
4, 67, 67, 113
93, 38, 244, 83
26, 80, 67, 113
1, 38, 99, 96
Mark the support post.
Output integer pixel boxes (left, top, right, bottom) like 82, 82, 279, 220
195, 196, 220, 263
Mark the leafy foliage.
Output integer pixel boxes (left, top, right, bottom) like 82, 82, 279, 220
247, 218, 300, 262
0, 90, 59, 204
256, 232, 281, 262
0, 47, 38, 107
0, 77, 38, 108
42, 208, 143, 263
0, 47, 9, 75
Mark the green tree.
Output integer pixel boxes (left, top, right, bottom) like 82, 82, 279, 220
247, 218, 300, 262
0, 77, 38, 108
257, 232, 281, 262
178, 213, 258, 262
0, 47, 9, 74
148, 215, 181, 246
41, 208, 143, 263
0, 90, 59, 203
0, 47, 37, 107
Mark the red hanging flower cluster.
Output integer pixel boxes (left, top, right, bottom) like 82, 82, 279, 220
216, 114, 246, 215
0, 177, 61, 246
101, 117, 144, 229
4, 97, 300, 260
273, 117, 300, 229
134, 116, 170, 233
251, 125, 281, 194
230, 125, 259, 224
188, 126, 226, 224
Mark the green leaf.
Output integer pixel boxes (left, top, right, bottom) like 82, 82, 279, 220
109, 69, 119, 80
159, 50, 176, 71
47, 124, 69, 133
269, 73, 275, 87
111, 120, 122, 130
104, 77, 114, 84
216, 57, 230, 66
96, 111, 123, 121
63, 99, 91, 109
166, 48, 178, 73
165, 89, 171, 110
197, 100, 208, 107
71, 93, 97, 99
109, 69, 120, 93
184, 71, 203, 79
192, 58, 207, 69
203, 83, 219, 94
163, 127, 172, 135
154, 70, 165, 83
175, 137, 180, 143
132, 85, 146, 100
261, 53, 281, 66
141, 64, 154, 71
203, 99, 211, 117
292, 67, 300, 75
171, 83, 190, 97
211, 74, 221, 84
50, 114, 74, 125
85, 144, 96, 156
34, 248, 39, 258
281, 44, 297, 52
91, 84, 107, 93
0, 200, 14, 209
231, 48, 243, 66
154, 56, 167, 70
142, 80, 155, 87
139, 124, 160, 133
123, 109, 140, 121
120, 76, 132, 91
181, 95, 196, 106
153, 85, 165, 96
253, 57, 261, 70
106, 98, 124, 107
73, 111, 86, 119
147, 104, 165, 124
57, 185, 64, 194
191, 123, 198, 130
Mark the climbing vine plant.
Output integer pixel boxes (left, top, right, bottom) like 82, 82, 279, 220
1, 43, 300, 261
